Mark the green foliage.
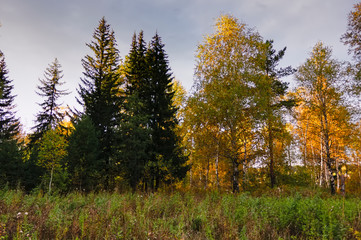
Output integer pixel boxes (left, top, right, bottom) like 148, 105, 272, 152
0, 139, 23, 188
22, 145, 45, 192
1, 190, 361, 239
145, 33, 189, 189
122, 31, 151, 191
190, 14, 265, 192
256, 39, 296, 188
117, 93, 150, 191
0, 51, 23, 189
67, 115, 101, 192
37, 129, 68, 194
30, 58, 68, 146
295, 42, 349, 195
77, 17, 122, 189
122, 31, 189, 191
0, 50, 20, 141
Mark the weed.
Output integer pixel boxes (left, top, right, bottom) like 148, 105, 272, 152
1, 189, 361, 239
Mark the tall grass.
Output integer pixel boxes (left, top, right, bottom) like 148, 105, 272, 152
0, 188, 361, 239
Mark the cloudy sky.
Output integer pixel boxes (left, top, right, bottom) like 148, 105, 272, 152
0, 0, 356, 132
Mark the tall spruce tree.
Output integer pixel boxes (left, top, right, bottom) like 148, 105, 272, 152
0, 50, 23, 188
257, 40, 296, 188
26, 58, 68, 191
121, 32, 188, 190
77, 17, 122, 189
124, 31, 149, 97
67, 115, 101, 192
0, 50, 20, 141
145, 33, 189, 189
121, 31, 150, 190
117, 93, 150, 191
30, 58, 68, 145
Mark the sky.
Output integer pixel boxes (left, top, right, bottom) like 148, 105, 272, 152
0, 0, 356, 132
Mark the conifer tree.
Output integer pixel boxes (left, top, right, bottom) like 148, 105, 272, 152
121, 31, 150, 190
145, 33, 189, 189
30, 58, 68, 145
67, 115, 101, 192
117, 93, 150, 191
0, 50, 20, 141
0, 50, 23, 188
26, 58, 68, 191
77, 17, 122, 188
257, 40, 296, 188
124, 31, 149, 98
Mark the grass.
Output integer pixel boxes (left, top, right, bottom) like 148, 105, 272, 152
0, 188, 361, 239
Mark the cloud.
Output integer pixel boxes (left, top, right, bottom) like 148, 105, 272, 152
0, 0, 356, 131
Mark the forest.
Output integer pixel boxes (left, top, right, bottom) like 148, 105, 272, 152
1, 4, 361, 196
2, 2, 361, 239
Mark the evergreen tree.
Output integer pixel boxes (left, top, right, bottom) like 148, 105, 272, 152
145, 33, 189, 189
26, 58, 68, 191
77, 17, 122, 189
30, 58, 68, 145
121, 31, 151, 190
0, 139, 23, 188
0, 50, 20, 141
257, 40, 296, 188
67, 116, 101, 192
121, 32, 189, 190
124, 31, 149, 98
117, 93, 150, 191
0, 50, 23, 188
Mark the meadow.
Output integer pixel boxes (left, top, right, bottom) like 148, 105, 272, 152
1, 187, 361, 239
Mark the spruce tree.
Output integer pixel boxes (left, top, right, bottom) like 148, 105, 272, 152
0, 50, 23, 188
257, 40, 296, 188
0, 50, 20, 141
25, 58, 68, 191
77, 17, 122, 188
117, 93, 150, 191
30, 58, 68, 145
67, 115, 101, 192
121, 31, 151, 190
124, 31, 149, 97
145, 33, 189, 189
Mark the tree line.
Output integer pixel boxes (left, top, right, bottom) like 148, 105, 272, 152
0, 18, 188, 193
1, 3, 361, 195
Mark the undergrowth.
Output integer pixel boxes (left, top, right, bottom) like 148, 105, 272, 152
0, 188, 361, 239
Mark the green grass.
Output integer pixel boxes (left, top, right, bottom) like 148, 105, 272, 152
0, 189, 361, 239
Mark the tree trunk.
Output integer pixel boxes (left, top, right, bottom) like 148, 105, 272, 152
357, 155, 361, 190
304, 120, 309, 167
215, 141, 220, 190
205, 158, 209, 190
242, 140, 248, 191
336, 158, 340, 191
324, 161, 329, 187
319, 134, 323, 186
322, 111, 336, 194
268, 120, 276, 188
189, 167, 192, 187
49, 166, 54, 195
232, 158, 239, 193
